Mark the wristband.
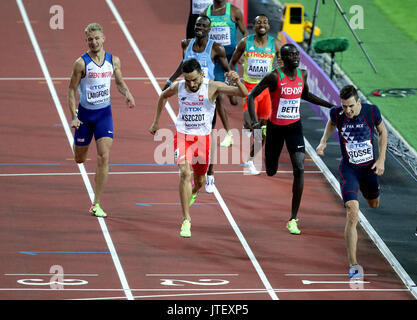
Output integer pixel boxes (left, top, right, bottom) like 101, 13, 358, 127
165, 79, 172, 86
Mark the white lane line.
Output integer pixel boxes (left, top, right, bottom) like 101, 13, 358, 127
286, 273, 378, 277
16, 0, 134, 301
105, 0, 279, 301
74, 287, 410, 300
146, 274, 239, 276
0, 77, 167, 80
0, 287, 409, 292
5, 274, 98, 276
0, 170, 322, 177
302, 280, 370, 285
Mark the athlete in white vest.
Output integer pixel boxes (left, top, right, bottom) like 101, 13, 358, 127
149, 58, 248, 238
68, 23, 135, 218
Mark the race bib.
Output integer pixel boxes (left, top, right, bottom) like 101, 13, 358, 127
209, 27, 231, 46
247, 58, 270, 78
276, 98, 300, 120
86, 84, 110, 105
192, 0, 212, 14
202, 67, 209, 79
346, 140, 374, 164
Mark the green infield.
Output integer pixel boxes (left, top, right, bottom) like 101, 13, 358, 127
277, 0, 417, 151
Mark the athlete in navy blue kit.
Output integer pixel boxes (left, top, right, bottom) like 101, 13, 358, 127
68, 23, 135, 218
316, 85, 387, 280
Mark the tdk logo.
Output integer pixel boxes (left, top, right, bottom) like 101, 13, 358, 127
184, 106, 203, 112
89, 84, 106, 90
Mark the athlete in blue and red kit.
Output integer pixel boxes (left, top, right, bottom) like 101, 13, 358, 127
247, 43, 333, 235
68, 23, 135, 218
316, 85, 387, 279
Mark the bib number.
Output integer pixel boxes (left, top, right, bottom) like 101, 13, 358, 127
346, 140, 374, 164
192, 0, 212, 14
209, 27, 231, 46
247, 58, 270, 78
86, 84, 110, 105
276, 98, 300, 120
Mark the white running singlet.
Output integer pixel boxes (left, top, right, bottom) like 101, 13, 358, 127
78, 52, 114, 110
176, 78, 215, 135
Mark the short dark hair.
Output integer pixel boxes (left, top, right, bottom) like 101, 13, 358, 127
340, 85, 359, 101
197, 14, 211, 26
182, 58, 202, 74
254, 14, 269, 24
280, 43, 297, 56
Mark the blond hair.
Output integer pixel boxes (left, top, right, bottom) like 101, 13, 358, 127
84, 23, 103, 36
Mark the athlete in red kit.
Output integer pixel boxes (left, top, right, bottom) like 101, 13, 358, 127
247, 43, 333, 234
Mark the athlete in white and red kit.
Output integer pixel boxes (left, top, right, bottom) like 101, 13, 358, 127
247, 43, 333, 235
149, 58, 248, 238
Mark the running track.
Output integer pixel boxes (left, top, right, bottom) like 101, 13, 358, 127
0, 0, 414, 301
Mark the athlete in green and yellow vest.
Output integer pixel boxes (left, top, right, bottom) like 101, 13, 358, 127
243, 34, 276, 84
229, 14, 282, 174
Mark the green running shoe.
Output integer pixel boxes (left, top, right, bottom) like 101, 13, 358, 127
89, 203, 107, 218
220, 132, 233, 147
180, 220, 191, 238
261, 125, 267, 136
189, 192, 198, 206
286, 219, 300, 235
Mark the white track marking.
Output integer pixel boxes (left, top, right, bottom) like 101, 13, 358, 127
302, 280, 370, 285
105, 0, 279, 300
0, 287, 408, 292
16, 0, 133, 301
5, 274, 98, 276
146, 274, 239, 276
286, 273, 378, 277
0, 170, 321, 177
0, 77, 166, 80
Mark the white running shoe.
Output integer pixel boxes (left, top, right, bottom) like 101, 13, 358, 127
205, 174, 215, 193
243, 128, 252, 138
244, 160, 260, 175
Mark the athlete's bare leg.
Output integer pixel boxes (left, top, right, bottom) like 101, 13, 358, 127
344, 199, 360, 266
93, 137, 113, 205
74, 145, 89, 164
179, 161, 193, 221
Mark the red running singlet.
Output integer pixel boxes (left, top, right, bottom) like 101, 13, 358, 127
269, 67, 304, 126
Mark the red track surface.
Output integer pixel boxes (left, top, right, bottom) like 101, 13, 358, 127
0, 0, 414, 301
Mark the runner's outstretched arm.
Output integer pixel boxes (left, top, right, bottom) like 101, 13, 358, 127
149, 82, 178, 135
301, 70, 333, 108
316, 119, 337, 157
